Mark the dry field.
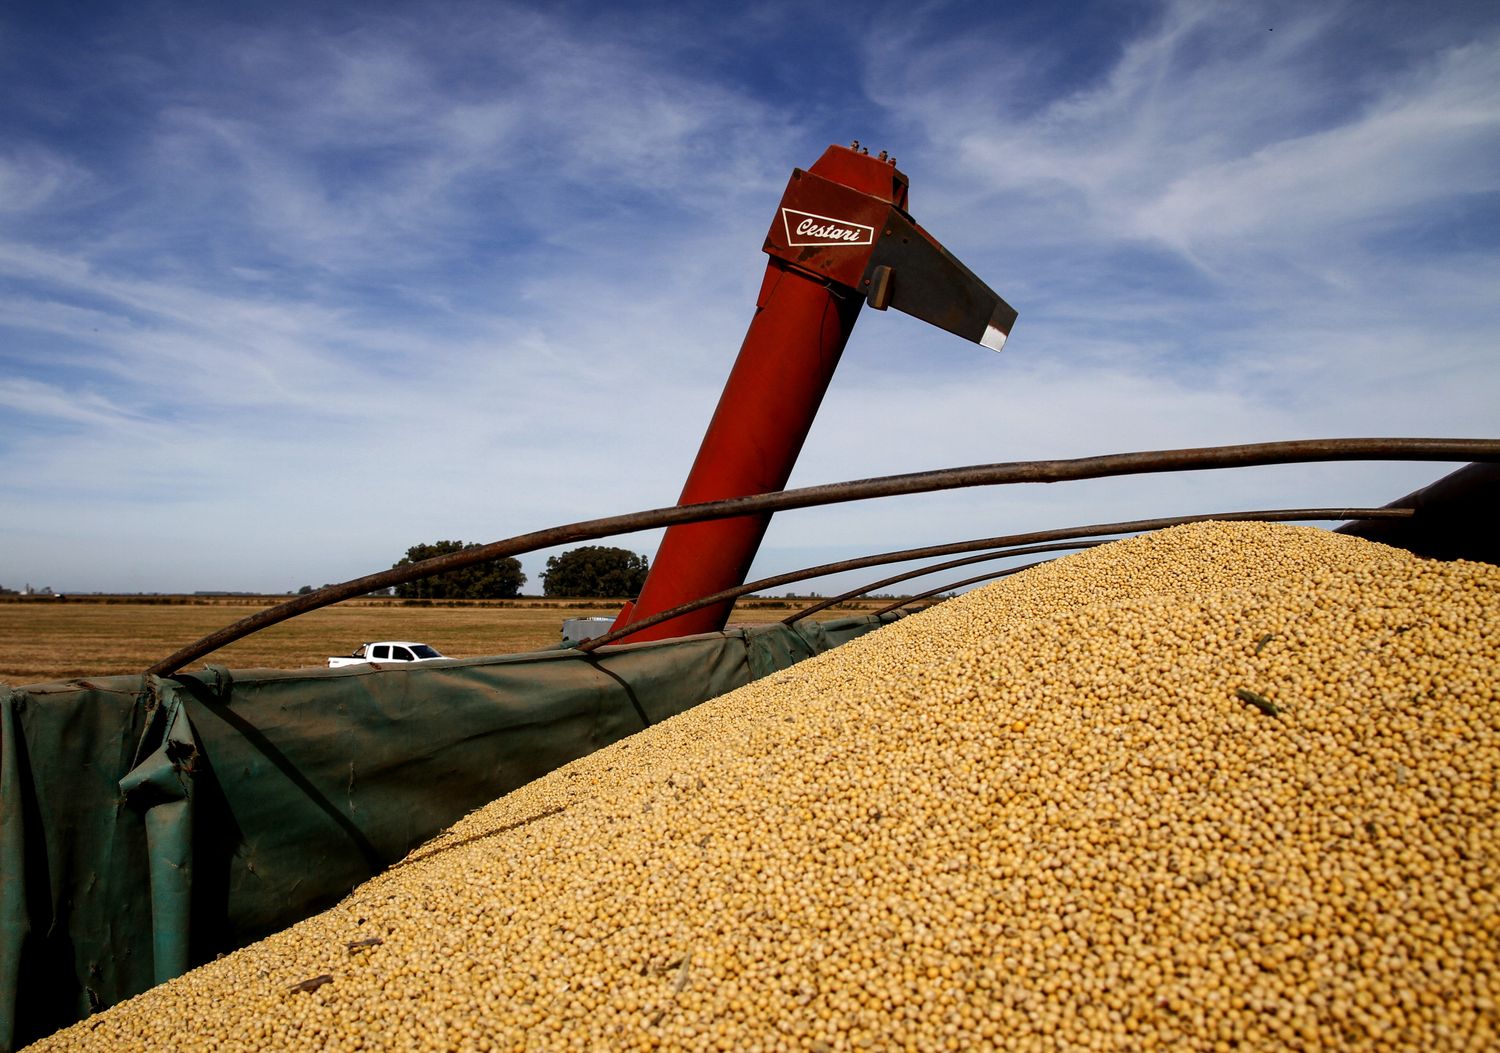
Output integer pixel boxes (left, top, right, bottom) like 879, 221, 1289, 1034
0, 595, 899, 686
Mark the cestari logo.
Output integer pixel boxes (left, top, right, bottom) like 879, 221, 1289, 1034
780, 208, 874, 248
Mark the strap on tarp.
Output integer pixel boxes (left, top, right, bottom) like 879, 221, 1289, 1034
119, 676, 211, 984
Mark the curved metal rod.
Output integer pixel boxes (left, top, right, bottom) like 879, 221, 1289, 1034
871, 561, 1050, 617
574, 506, 1412, 652
784, 539, 1108, 623
147, 437, 1487, 675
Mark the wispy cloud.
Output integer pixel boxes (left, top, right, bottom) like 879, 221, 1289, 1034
0, 375, 151, 430
872, 4, 1499, 262
0, 145, 90, 215
1134, 38, 1500, 261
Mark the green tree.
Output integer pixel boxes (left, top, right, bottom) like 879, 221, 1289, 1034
393, 540, 526, 599
542, 546, 649, 598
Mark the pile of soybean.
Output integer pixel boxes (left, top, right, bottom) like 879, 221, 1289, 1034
34, 522, 1497, 1052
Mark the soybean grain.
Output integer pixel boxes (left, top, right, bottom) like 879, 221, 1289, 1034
30, 522, 1498, 1052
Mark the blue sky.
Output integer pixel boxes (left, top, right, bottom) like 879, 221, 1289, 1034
2, 0, 1497, 598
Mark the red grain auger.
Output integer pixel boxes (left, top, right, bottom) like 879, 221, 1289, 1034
612, 142, 1018, 641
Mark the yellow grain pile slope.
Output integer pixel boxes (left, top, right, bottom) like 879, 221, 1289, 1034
31, 522, 1498, 1052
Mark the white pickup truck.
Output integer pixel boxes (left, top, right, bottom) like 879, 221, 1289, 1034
327, 641, 447, 668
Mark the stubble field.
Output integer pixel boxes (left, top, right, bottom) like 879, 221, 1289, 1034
0, 595, 897, 686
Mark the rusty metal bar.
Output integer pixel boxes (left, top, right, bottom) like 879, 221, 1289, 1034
146, 436, 1491, 675
784, 539, 1107, 623
574, 506, 1411, 652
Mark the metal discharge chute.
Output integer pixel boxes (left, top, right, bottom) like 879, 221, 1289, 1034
612, 142, 1018, 642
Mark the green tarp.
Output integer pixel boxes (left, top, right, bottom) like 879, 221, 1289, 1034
0, 615, 899, 1050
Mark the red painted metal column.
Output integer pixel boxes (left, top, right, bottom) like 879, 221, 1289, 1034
612, 143, 1016, 642
620, 261, 862, 639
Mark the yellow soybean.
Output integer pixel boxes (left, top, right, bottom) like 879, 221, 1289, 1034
29, 522, 1498, 1052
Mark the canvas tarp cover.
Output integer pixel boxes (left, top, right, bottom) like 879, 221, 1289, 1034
0, 614, 898, 1049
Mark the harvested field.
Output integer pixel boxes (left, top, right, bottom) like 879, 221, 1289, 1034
0, 596, 895, 686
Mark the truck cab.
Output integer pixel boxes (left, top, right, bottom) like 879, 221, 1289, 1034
328, 641, 446, 668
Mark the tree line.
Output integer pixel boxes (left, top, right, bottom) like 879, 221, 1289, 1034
384, 542, 649, 599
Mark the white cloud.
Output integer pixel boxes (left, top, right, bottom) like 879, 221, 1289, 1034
876, 3, 1500, 275
0, 145, 88, 214
0, 376, 151, 431
1134, 38, 1500, 257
